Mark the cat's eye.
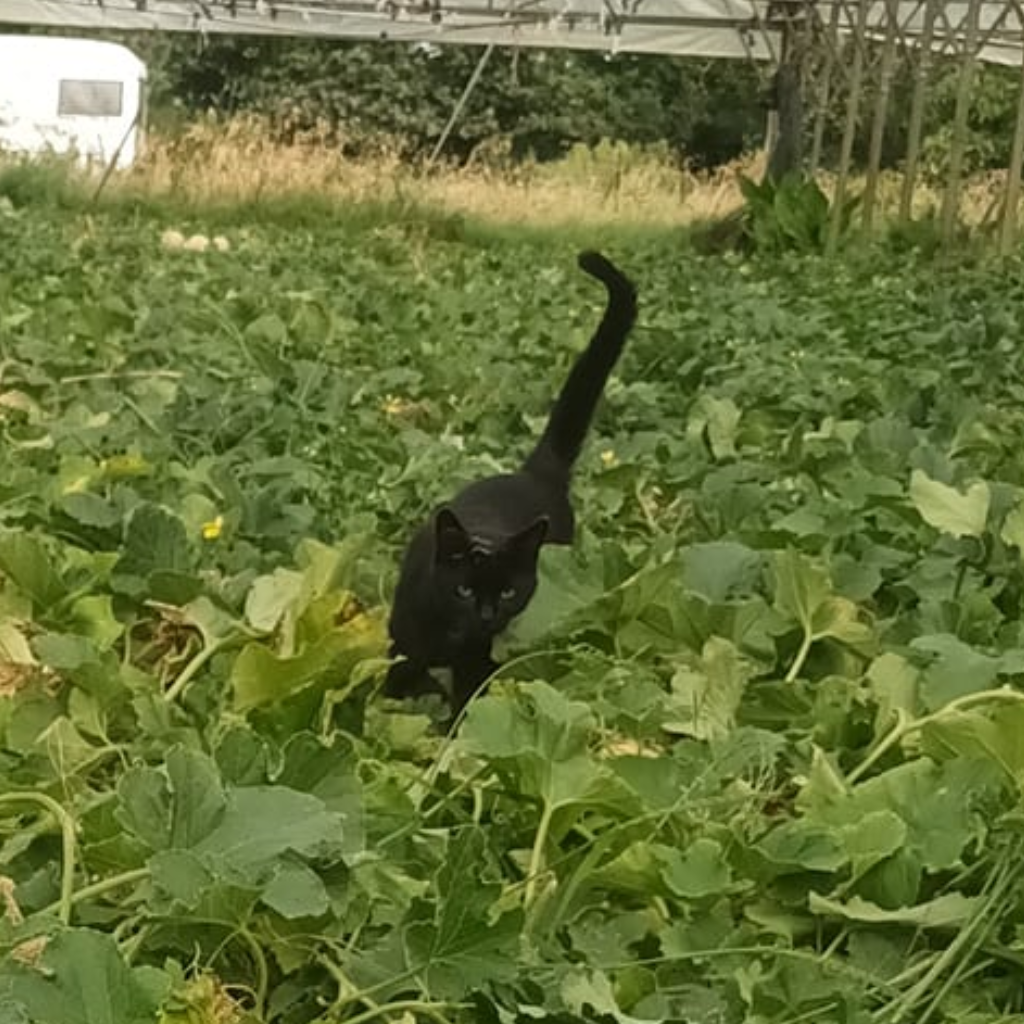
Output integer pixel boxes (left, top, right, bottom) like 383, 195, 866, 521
500, 587, 517, 601
455, 584, 474, 600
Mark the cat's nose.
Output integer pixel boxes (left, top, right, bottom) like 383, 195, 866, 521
479, 604, 496, 623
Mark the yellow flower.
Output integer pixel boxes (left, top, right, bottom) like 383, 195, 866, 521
600, 449, 618, 468
201, 515, 224, 541
381, 394, 408, 417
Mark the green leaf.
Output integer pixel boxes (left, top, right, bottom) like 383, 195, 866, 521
1000, 499, 1024, 554
772, 548, 831, 631
658, 838, 732, 898
755, 819, 847, 873
148, 849, 215, 910
244, 567, 305, 633
459, 681, 614, 812
192, 785, 344, 877
0, 929, 167, 1024
809, 891, 980, 929
911, 633, 1001, 710
115, 503, 192, 581
403, 830, 522, 999
165, 747, 227, 848
772, 549, 872, 659
261, 859, 330, 918
230, 609, 385, 711
866, 652, 920, 725
681, 541, 762, 602
909, 469, 990, 538
922, 703, 1024, 791
664, 637, 753, 740
0, 533, 66, 610
60, 492, 120, 529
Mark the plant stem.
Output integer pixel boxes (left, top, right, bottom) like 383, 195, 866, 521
332, 999, 469, 1024
847, 688, 1024, 785
785, 630, 815, 683
41, 867, 150, 916
163, 637, 228, 703
525, 800, 555, 908
0, 792, 77, 925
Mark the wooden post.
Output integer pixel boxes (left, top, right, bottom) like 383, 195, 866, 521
999, 44, 1024, 254
899, 0, 939, 221
765, 12, 806, 183
863, 0, 902, 229
940, 0, 984, 242
827, 0, 871, 254
810, 1, 842, 174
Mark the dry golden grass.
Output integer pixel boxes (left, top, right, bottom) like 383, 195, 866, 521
120, 114, 757, 227
6, 113, 1011, 235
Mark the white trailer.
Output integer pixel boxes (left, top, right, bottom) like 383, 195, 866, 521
0, 35, 146, 169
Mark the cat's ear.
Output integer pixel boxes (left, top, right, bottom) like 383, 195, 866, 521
507, 516, 548, 560
435, 507, 471, 563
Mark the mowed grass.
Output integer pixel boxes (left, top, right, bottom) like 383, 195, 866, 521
0, 191, 1023, 1023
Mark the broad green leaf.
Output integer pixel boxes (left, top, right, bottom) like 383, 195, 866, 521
498, 544, 607, 651
755, 819, 847, 873
772, 549, 872, 660
839, 810, 907, 879
33, 633, 99, 671
909, 470, 990, 538
664, 637, 753, 740
116, 747, 226, 851
0, 619, 35, 663
911, 633, 1001, 710
117, 503, 192, 577
166, 746, 227, 849
59, 491, 120, 529
0, 929, 167, 1024
772, 549, 831, 631
116, 765, 173, 851
866, 652, 920, 725
658, 838, 732, 898
67, 595, 124, 650
700, 395, 741, 461
261, 858, 330, 918
560, 967, 648, 1024
192, 785, 344, 877
809, 891, 980, 929
244, 567, 305, 633
1000, 500, 1024, 554
39, 716, 107, 775
148, 849, 215, 910
680, 541, 762, 602
459, 681, 613, 812
813, 757, 1000, 874
403, 830, 522, 998
922, 704, 1024, 791
230, 609, 385, 711
0, 533, 66, 610
588, 842, 665, 896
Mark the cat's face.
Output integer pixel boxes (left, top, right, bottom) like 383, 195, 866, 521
432, 508, 547, 644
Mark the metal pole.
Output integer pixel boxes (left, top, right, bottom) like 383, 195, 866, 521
810, 1, 842, 173
940, 0, 984, 242
863, 0, 902, 229
899, 0, 939, 222
827, 0, 871, 254
999, 16, 1024, 254
428, 43, 495, 167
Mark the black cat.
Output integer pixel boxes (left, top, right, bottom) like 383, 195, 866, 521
385, 250, 638, 714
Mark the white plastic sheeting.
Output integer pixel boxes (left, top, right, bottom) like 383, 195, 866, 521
2, 0, 777, 58
0, 0, 1021, 64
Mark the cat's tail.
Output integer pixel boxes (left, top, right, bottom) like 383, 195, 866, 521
522, 250, 638, 483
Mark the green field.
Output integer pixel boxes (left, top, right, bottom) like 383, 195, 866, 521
2, 200, 1024, 1024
